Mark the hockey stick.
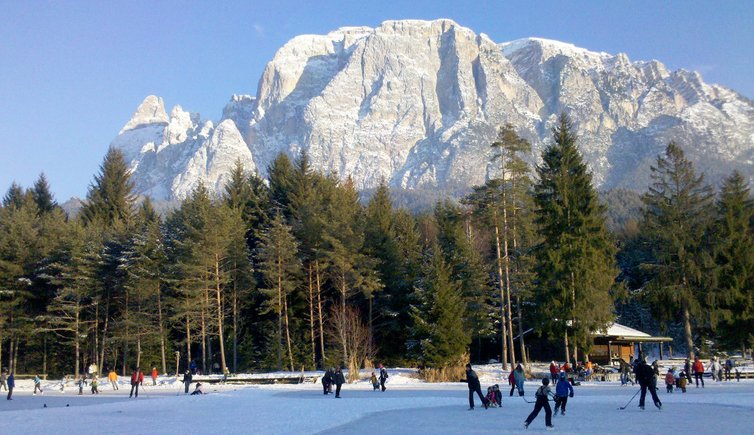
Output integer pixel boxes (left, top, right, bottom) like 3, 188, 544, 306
618, 389, 640, 410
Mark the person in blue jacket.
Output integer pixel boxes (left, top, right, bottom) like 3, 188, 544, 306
6, 373, 14, 400
553, 372, 574, 416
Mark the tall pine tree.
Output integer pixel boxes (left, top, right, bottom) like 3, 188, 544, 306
641, 142, 714, 359
533, 114, 618, 364
711, 171, 754, 353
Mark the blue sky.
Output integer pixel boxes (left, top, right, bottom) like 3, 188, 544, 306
1, 0, 752, 200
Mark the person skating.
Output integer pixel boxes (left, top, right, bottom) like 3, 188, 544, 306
33, 375, 43, 395
190, 382, 204, 395
129, 367, 144, 398
665, 369, 675, 393
524, 378, 553, 430
77, 375, 85, 395
321, 368, 332, 395
334, 367, 345, 398
724, 359, 733, 381
692, 357, 705, 388
6, 373, 14, 400
513, 364, 526, 397
634, 358, 662, 410
485, 386, 498, 407
460, 363, 488, 410
108, 370, 118, 390
378, 363, 389, 392
508, 369, 516, 396
553, 373, 574, 416
549, 361, 559, 383
370, 372, 379, 391
677, 370, 687, 393
91, 376, 99, 394
684, 358, 693, 383
493, 384, 502, 408
151, 367, 158, 386
183, 370, 193, 394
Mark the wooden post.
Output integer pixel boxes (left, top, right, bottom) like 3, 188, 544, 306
607, 341, 612, 365
659, 342, 663, 360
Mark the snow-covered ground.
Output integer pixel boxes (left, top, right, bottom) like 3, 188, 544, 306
2, 368, 753, 434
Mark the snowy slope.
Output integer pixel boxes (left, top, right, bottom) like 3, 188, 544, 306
110, 19, 754, 200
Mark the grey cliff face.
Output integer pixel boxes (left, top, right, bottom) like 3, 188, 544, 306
111, 19, 754, 200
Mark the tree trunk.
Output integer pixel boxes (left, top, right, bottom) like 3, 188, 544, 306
564, 330, 571, 366
200, 297, 207, 374
185, 314, 192, 370
232, 280, 238, 374
283, 292, 294, 372
75, 304, 80, 377
683, 303, 694, 359
43, 335, 47, 376
98, 309, 109, 377
501, 186, 517, 369
136, 335, 141, 369
340, 275, 348, 365
517, 295, 528, 366
214, 254, 228, 374
493, 211, 509, 370
157, 281, 167, 374
316, 260, 326, 365
277, 256, 283, 371
94, 302, 99, 372
308, 262, 316, 369
368, 295, 373, 357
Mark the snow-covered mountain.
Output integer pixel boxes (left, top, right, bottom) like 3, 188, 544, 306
111, 19, 754, 200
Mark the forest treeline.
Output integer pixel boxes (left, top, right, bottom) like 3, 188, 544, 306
1, 115, 751, 379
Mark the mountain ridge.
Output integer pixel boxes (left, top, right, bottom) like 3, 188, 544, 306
110, 19, 754, 200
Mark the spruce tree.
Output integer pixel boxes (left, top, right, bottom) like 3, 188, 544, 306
2, 182, 27, 210
80, 148, 135, 229
410, 249, 469, 370
256, 213, 301, 371
267, 153, 296, 215
433, 200, 492, 361
31, 173, 58, 214
641, 142, 714, 359
711, 171, 754, 353
533, 114, 619, 364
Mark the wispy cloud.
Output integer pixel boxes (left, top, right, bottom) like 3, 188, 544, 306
691, 64, 717, 75
253, 23, 265, 38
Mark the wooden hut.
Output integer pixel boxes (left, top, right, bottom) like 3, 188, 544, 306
590, 323, 673, 365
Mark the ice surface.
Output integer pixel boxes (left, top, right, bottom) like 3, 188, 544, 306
2, 365, 752, 434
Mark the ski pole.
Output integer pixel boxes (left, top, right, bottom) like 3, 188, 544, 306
618, 389, 640, 410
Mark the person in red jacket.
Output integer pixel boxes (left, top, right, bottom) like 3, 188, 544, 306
549, 361, 559, 382
508, 369, 516, 396
151, 367, 158, 386
129, 367, 144, 398
692, 357, 705, 388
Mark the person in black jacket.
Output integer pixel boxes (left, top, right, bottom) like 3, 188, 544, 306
334, 367, 345, 398
378, 363, 388, 392
183, 370, 193, 394
460, 364, 488, 410
322, 369, 332, 395
634, 358, 662, 410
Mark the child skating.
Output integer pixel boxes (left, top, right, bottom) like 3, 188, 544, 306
524, 378, 554, 430
553, 373, 574, 416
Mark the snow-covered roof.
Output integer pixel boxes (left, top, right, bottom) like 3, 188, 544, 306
594, 323, 652, 338
601, 323, 651, 338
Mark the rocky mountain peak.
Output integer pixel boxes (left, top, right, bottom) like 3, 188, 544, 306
120, 95, 169, 134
